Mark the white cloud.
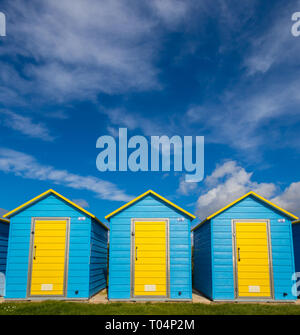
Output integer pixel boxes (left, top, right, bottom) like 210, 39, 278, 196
101, 108, 140, 131
0, 0, 194, 104
72, 199, 89, 209
196, 160, 277, 218
0, 148, 132, 202
100, 108, 170, 136
185, 75, 300, 153
180, 2, 300, 156
0, 110, 55, 141
205, 160, 240, 187
272, 182, 300, 216
151, 0, 189, 27
106, 126, 119, 137
0, 63, 32, 107
245, 1, 300, 75
177, 177, 198, 195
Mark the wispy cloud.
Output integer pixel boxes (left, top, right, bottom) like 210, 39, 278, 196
0, 110, 55, 141
245, 1, 300, 75
151, 0, 189, 27
0, 148, 133, 202
178, 1, 300, 156
0, 0, 195, 105
100, 108, 173, 136
185, 75, 300, 154
72, 198, 89, 209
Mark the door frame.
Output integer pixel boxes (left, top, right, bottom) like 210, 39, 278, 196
27, 217, 70, 298
232, 219, 274, 300
130, 218, 170, 299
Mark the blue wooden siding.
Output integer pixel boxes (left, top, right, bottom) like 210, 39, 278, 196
89, 218, 108, 297
108, 194, 192, 300
292, 223, 300, 291
0, 221, 9, 296
5, 194, 94, 299
210, 196, 296, 300
193, 221, 212, 299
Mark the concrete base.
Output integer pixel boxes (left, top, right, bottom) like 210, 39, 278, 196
89, 289, 108, 304
108, 298, 192, 303
89, 289, 211, 304
192, 290, 211, 304
2, 289, 297, 305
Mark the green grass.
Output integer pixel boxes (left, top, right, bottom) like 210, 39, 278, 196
0, 301, 300, 315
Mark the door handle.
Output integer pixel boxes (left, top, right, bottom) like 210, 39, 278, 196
238, 247, 241, 262
136, 246, 138, 261
33, 245, 37, 260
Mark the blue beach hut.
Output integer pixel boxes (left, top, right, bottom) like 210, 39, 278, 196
192, 191, 298, 301
3, 189, 108, 300
0, 218, 9, 296
105, 190, 195, 301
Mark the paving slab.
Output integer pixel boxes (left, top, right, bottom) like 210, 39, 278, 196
89, 289, 109, 304
89, 289, 212, 304
192, 290, 211, 304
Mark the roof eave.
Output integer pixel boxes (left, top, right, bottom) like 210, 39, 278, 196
3, 189, 108, 229
105, 190, 196, 220
192, 191, 298, 231
93, 217, 110, 230
191, 218, 208, 231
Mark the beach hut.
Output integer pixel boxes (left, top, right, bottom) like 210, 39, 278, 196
3, 189, 108, 300
105, 190, 195, 301
0, 218, 9, 296
192, 191, 298, 301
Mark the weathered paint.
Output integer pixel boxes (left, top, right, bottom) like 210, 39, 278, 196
5, 192, 108, 299
0, 220, 9, 296
108, 193, 193, 300
193, 194, 296, 301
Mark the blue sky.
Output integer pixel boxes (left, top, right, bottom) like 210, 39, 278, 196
0, 0, 300, 221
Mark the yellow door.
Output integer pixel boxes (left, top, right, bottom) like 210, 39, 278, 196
235, 221, 272, 298
30, 219, 68, 296
134, 221, 167, 297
